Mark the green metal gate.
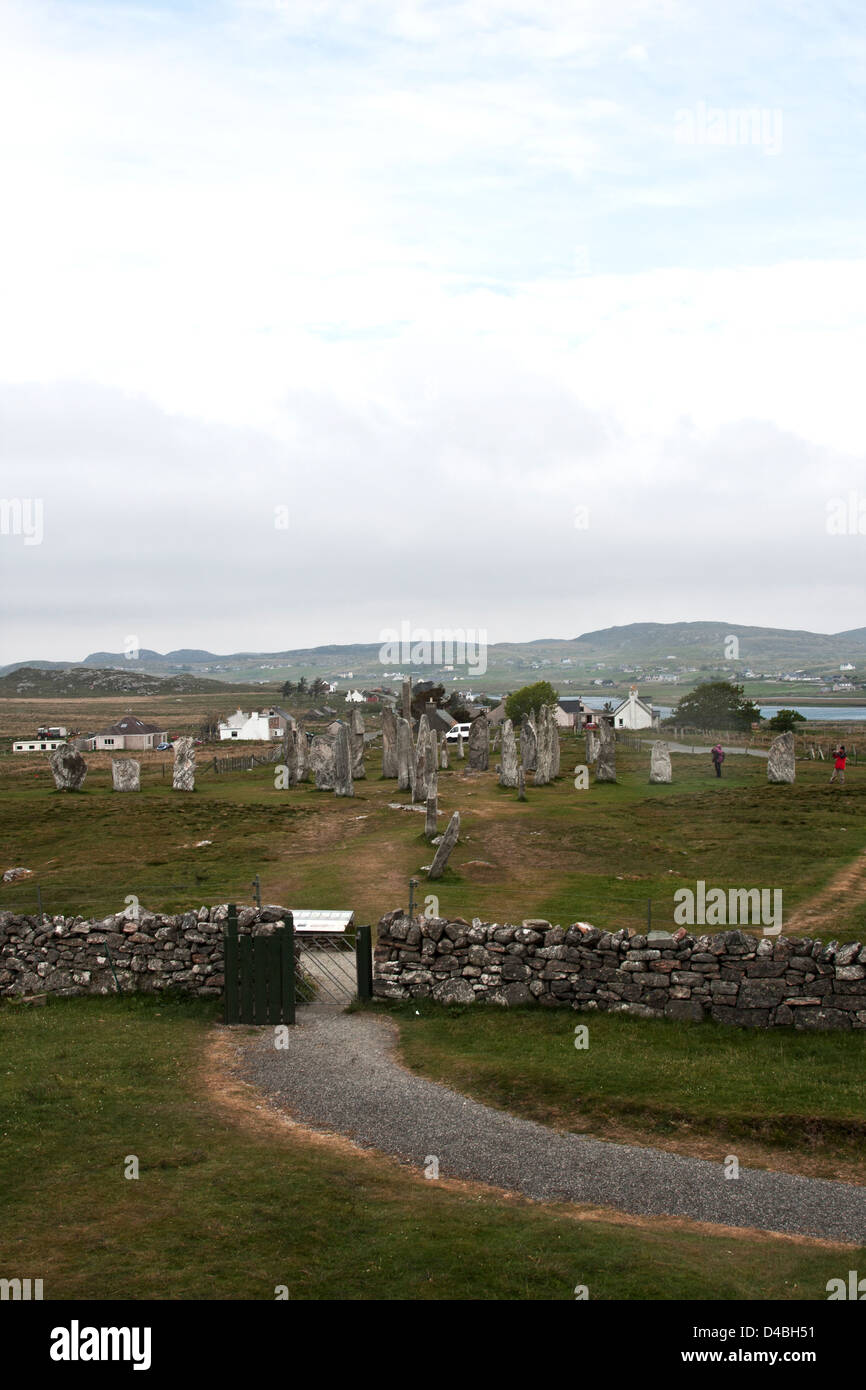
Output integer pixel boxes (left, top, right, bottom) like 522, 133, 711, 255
223, 904, 373, 1025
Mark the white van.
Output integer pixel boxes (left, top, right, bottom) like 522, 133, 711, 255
445, 722, 472, 744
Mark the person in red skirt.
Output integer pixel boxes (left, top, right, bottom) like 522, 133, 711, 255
830, 744, 847, 784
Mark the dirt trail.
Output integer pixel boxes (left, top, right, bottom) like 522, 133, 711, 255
784, 844, 866, 935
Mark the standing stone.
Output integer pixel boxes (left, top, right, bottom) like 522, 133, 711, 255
550, 713, 560, 777
428, 811, 460, 880
282, 729, 299, 786
457, 732, 465, 760
382, 706, 399, 778
468, 714, 489, 771
413, 715, 431, 802
425, 792, 438, 839
111, 758, 140, 792
768, 730, 796, 783
586, 728, 599, 763
310, 735, 336, 790
334, 723, 354, 796
649, 741, 672, 784
534, 707, 553, 786
295, 724, 309, 783
426, 730, 438, 785
594, 721, 616, 783
349, 708, 366, 780
397, 717, 415, 793
499, 718, 519, 787
517, 767, 526, 801
401, 678, 412, 722
520, 715, 537, 773
48, 743, 88, 791
440, 739, 449, 770
172, 738, 196, 791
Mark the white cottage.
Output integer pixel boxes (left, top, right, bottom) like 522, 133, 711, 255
218, 708, 293, 741
611, 687, 657, 731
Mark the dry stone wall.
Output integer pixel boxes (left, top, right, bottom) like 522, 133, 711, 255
0, 904, 292, 999
375, 910, 866, 1030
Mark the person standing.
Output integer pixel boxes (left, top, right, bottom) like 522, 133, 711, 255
830, 744, 847, 785
711, 743, 725, 778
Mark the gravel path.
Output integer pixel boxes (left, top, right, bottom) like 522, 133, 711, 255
237, 1005, 866, 1243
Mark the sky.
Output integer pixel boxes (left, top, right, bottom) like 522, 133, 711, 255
1, 0, 865, 664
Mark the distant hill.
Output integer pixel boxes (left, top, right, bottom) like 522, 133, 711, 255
2, 622, 865, 686
0, 667, 242, 697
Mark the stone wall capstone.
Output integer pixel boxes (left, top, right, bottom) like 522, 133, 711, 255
374, 910, 866, 1030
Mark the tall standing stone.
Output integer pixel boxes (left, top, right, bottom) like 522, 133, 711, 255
382, 706, 399, 778
112, 758, 140, 792
767, 730, 796, 783
520, 715, 537, 773
499, 718, 519, 787
517, 767, 526, 800
440, 739, 449, 770
402, 678, 412, 722
649, 741, 672, 784
397, 717, 415, 793
550, 712, 561, 777
173, 738, 196, 791
310, 735, 336, 790
349, 708, 366, 780
428, 811, 460, 879
594, 721, 616, 783
295, 724, 309, 782
425, 792, 438, 839
48, 743, 88, 791
413, 715, 431, 802
586, 728, 599, 764
283, 729, 299, 786
468, 714, 489, 771
334, 723, 354, 796
534, 707, 553, 786
457, 732, 465, 760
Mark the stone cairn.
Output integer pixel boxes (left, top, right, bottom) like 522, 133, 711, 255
382, 706, 399, 778
310, 734, 336, 790
594, 721, 616, 783
767, 731, 796, 784
172, 738, 196, 792
499, 718, 519, 787
49, 744, 88, 791
649, 741, 672, 784
333, 723, 354, 796
428, 811, 460, 879
111, 759, 140, 792
467, 714, 490, 771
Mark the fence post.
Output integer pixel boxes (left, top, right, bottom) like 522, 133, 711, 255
356, 924, 373, 1002
224, 903, 239, 1024
282, 918, 296, 1025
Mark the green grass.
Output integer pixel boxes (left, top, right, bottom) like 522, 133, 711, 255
0, 995, 860, 1300
382, 1002, 866, 1172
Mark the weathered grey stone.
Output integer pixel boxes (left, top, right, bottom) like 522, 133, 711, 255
310, 734, 336, 790
499, 718, 519, 787
382, 706, 399, 778
456, 732, 465, 760
517, 767, 526, 800
48, 743, 88, 791
440, 739, 449, 770
767, 730, 795, 784
520, 715, 537, 772
534, 706, 553, 786
349, 708, 366, 779
396, 717, 414, 793
649, 741, 672, 784
413, 715, 431, 802
428, 811, 460, 880
333, 723, 354, 796
468, 714, 489, 770
295, 725, 309, 782
282, 728, 299, 786
586, 729, 598, 763
111, 759, 140, 792
425, 793, 438, 839
594, 721, 616, 782
172, 738, 195, 792
432, 975, 475, 1004
401, 678, 412, 722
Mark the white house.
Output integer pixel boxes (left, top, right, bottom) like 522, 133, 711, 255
344, 689, 365, 704
218, 708, 294, 741
554, 697, 598, 728
14, 736, 67, 753
611, 687, 657, 730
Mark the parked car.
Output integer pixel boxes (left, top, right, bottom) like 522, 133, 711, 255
156, 742, 172, 751
444, 722, 472, 744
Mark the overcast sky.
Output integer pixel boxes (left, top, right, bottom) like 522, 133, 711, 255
1, 0, 865, 664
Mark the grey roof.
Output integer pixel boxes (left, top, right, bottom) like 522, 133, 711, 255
98, 716, 165, 736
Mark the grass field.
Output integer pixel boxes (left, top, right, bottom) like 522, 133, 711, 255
0, 994, 860, 1301
380, 1001, 866, 1184
1, 696, 865, 939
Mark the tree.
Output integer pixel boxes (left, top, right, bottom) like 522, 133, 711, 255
310, 677, 328, 697
281, 680, 296, 697
505, 680, 558, 725
669, 681, 760, 732
297, 676, 308, 694
767, 708, 806, 733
